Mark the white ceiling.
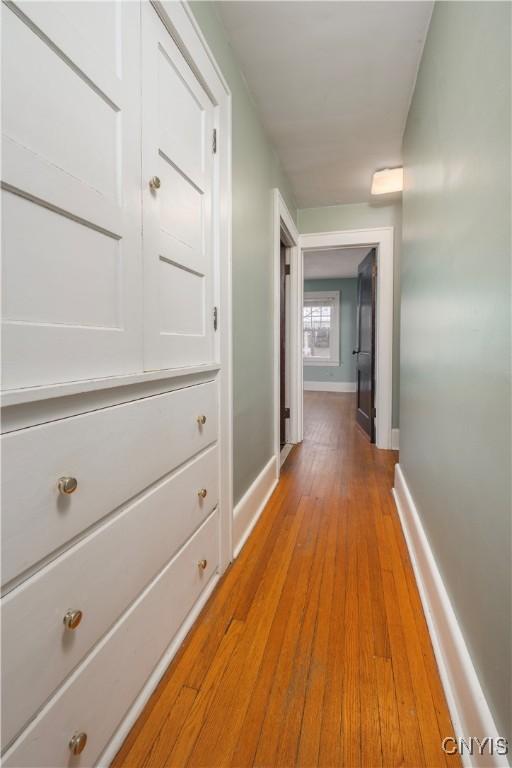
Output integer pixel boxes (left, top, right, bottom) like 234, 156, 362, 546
304, 247, 372, 279
216, 1, 433, 208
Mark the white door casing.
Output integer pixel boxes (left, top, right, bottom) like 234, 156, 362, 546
1, 1, 142, 389
300, 227, 394, 450
142, 3, 215, 371
272, 189, 301, 471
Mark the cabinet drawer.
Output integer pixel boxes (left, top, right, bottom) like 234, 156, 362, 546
3, 508, 220, 768
1, 380, 218, 587
1, 444, 218, 750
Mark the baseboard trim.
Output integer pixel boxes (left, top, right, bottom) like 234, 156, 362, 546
280, 443, 293, 468
393, 464, 508, 768
303, 381, 356, 393
98, 572, 220, 767
391, 428, 400, 450
233, 456, 278, 558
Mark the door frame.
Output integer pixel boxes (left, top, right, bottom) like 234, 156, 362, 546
299, 227, 394, 449
156, 1, 233, 567
273, 190, 300, 476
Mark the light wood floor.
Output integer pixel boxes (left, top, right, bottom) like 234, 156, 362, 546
113, 392, 459, 768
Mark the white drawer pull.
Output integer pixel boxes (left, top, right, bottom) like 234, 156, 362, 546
63, 609, 83, 631
69, 732, 87, 756
197, 488, 208, 499
198, 559, 208, 571
58, 476, 78, 495
196, 414, 207, 425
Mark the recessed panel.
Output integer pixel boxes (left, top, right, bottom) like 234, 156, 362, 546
2, 8, 119, 202
48, 1, 121, 77
142, 3, 214, 371
158, 44, 204, 186
2, 191, 121, 329
159, 257, 204, 336
159, 157, 204, 255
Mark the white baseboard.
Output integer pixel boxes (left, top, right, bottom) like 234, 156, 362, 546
303, 380, 356, 393
391, 428, 400, 450
98, 572, 220, 767
233, 456, 278, 558
393, 464, 509, 768
280, 443, 293, 468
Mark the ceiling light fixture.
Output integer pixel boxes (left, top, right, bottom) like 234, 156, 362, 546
371, 167, 403, 195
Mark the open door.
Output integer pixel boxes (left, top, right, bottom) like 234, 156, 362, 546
280, 241, 287, 448
353, 249, 377, 441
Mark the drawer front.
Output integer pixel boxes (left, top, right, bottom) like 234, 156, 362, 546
3, 508, 220, 768
1, 380, 218, 587
1, 445, 218, 749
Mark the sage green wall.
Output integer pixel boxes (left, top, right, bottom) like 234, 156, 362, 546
298, 202, 402, 427
190, 2, 297, 504
303, 279, 357, 384
401, 1, 511, 738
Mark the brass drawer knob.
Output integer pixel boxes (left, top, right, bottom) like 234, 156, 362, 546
198, 559, 208, 570
63, 609, 83, 631
69, 732, 87, 756
58, 476, 78, 495
196, 414, 207, 425
198, 488, 208, 499
149, 175, 161, 190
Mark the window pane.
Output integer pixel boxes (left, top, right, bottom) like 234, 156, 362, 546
303, 297, 335, 360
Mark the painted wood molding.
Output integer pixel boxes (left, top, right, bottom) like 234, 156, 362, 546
393, 464, 509, 768
300, 227, 393, 449
303, 381, 356, 393
98, 572, 220, 767
391, 428, 400, 450
233, 456, 278, 558
273, 189, 302, 460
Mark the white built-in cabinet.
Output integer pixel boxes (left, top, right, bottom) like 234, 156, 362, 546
2, 1, 143, 389
1, 2, 227, 766
1, 0, 216, 390
142, 6, 215, 370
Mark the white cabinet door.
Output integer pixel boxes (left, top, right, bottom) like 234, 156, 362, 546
142, 4, 216, 370
1, 1, 142, 389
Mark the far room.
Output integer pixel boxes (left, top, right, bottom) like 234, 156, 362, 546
302, 246, 376, 446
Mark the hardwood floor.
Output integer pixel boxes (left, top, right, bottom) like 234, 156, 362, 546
113, 392, 459, 768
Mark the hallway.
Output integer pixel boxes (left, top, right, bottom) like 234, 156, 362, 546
113, 393, 458, 768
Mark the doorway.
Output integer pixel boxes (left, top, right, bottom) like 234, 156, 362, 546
273, 190, 300, 475
288, 227, 394, 450
302, 245, 376, 441
273, 210, 395, 458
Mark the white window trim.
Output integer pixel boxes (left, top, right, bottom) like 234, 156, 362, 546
303, 290, 340, 367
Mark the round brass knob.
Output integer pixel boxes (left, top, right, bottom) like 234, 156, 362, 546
69, 732, 87, 756
197, 415, 207, 425
63, 609, 83, 631
58, 476, 78, 495
198, 559, 208, 570
198, 488, 208, 499
149, 175, 161, 190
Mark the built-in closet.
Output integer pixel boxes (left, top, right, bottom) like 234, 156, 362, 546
1, 2, 229, 764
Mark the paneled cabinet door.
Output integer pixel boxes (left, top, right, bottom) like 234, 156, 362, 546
1, 1, 142, 390
142, 4, 216, 371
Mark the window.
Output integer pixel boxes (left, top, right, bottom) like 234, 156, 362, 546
303, 291, 340, 365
